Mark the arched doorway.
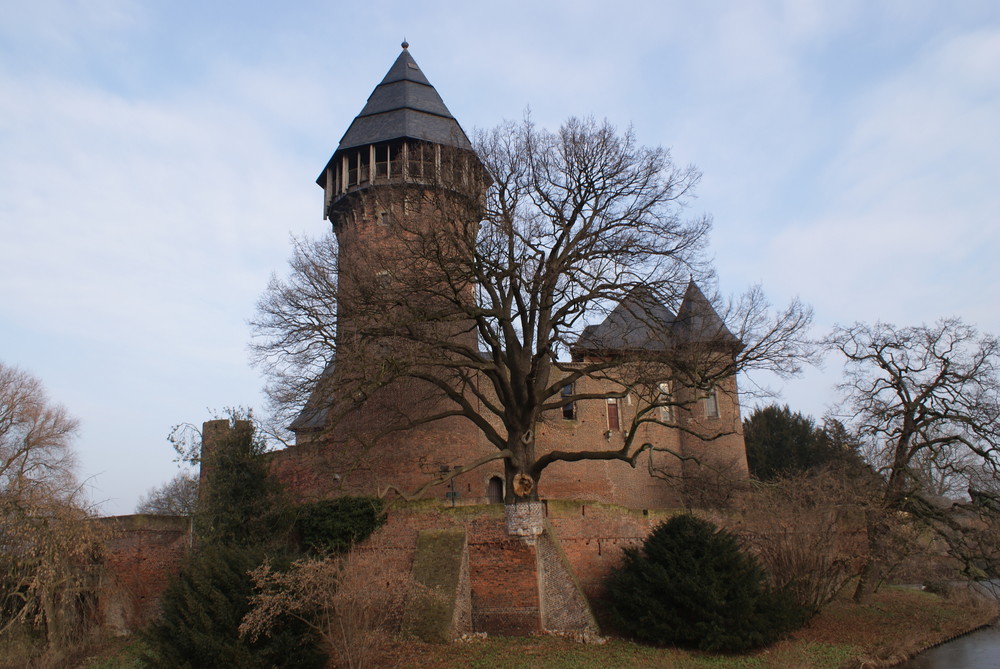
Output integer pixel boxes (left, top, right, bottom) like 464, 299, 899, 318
487, 476, 504, 504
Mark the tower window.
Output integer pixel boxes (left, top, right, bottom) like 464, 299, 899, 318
358, 148, 370, 184
389, 143, 403, 179
347, 152, 359, 186
407, 142, 435, 181
561, 383, 575, 420
374, 144, 390, 178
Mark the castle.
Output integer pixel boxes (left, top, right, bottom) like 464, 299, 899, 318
263, 43, 754, 636
269, 43, 749, 513
100, 45, 753, 639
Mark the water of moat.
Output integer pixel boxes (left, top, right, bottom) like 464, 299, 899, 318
897, 582, 1000, 669
896, 624, 1000, 668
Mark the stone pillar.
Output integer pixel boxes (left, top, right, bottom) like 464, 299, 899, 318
505, 502, 545, 539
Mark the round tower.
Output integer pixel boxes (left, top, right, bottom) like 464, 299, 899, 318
316, 43, 484, 340
285, 44, 494, 503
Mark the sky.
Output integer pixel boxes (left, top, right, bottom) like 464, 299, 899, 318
2, 1, 998, 516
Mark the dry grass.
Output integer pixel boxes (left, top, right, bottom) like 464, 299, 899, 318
73, 583, 996, 668
372, 586, 996, 669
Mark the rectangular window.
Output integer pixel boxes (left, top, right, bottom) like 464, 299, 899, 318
562, 383, 575, 420
704, 388, 720, 419
606, 398, 620, 431
407, 142, 434, 180
658, 382, 673, 422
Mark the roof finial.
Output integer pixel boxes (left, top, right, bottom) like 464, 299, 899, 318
401, 38, 409, 50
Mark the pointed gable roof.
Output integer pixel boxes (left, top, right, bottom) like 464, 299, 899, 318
317, 44, 473, 185
574, 287, 678, 353
573, 280, 741, 356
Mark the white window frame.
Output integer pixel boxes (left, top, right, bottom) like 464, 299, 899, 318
704, 388, 720, 419
658, 382, 673, 422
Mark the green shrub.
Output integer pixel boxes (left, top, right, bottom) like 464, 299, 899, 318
194, 418, 292, 548
140, 545, 325, 669
295, 497, 386, 554
603, 514, 805, 652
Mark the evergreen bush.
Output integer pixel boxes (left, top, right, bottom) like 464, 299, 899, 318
603, 514, 805, 652
141, 545, 325, 669
195, 418, 292, 548
295, 497, 386, 554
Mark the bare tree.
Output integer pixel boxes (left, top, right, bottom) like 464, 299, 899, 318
827, 319, 1000, 599
252, 117, 814, 503
0, 362, 103, 654
135, 470, 199, 515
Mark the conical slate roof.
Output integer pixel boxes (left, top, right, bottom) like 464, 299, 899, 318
674, 280, 739, 345
317, 44, 472, 185
573, 281, 740, 354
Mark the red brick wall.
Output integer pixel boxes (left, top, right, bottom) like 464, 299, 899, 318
97, 514, 191, 633
273, 370, 748, 511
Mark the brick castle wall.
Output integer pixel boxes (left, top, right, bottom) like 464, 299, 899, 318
97, 514, 191, 633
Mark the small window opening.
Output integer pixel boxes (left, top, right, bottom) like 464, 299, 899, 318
358, 149, 370, 184
407, 142, 430, 180
389, 143, 403, 179
606, 398, 620, 431
658, 382, 673, 422
705, 388, 720, 419
562, 383, 575, 419
374, 144, 390, 178
347, 152, 359, 186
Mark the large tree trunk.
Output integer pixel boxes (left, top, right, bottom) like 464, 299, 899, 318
852, 509, 885, 603
504, 427, 539, 503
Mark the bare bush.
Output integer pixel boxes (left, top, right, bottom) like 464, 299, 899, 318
0, 362, 104, 659
241, 539, 415, 669
740, 468, 871, 614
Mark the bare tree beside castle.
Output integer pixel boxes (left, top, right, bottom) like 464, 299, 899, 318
828, 320, 1000, 600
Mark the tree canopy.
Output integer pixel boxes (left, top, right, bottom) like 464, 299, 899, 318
136, 470, 199, 515
744, 404, 862, 480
